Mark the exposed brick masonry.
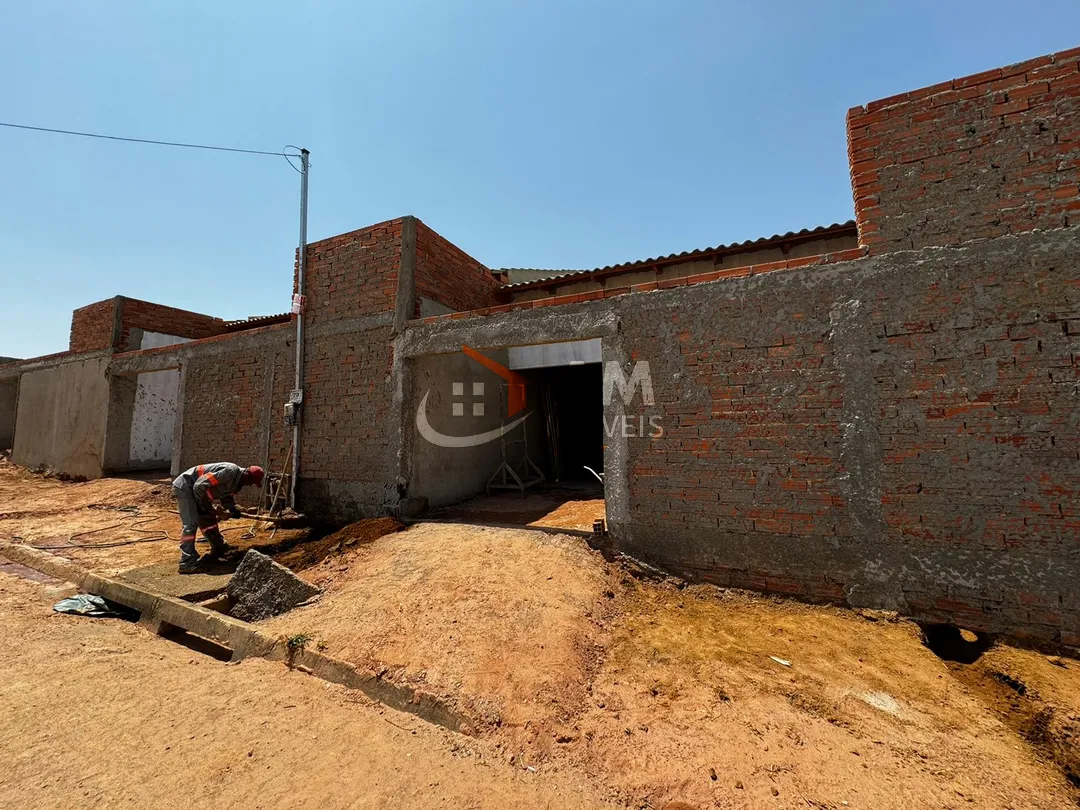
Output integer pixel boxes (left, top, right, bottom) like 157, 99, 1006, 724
118, 298, 224, 349
68, 300, 117, 353
413, 220, 500, 315
848, 46, 1080, 252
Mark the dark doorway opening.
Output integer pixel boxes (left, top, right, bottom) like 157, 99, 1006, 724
528, 363, 604, 484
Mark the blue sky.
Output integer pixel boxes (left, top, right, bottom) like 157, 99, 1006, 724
3, 1, 1079, 358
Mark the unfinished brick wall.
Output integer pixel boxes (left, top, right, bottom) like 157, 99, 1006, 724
296, 218, 405, 520
69, 299, 118, 353
118, 297, 224, 349
615, 225, 1080, 645
414, 220, 500, 315
301, 218, 404, 324
69, 297, 225, 353
848, 46, 1080, 252
177, 325, 294, 506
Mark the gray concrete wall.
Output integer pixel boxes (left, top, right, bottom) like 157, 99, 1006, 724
11, 356, 110, 479
0, 378, 18, 452
407, 350, 512, 507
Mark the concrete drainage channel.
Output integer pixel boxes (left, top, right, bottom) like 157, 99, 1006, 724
0, 541, 472, 735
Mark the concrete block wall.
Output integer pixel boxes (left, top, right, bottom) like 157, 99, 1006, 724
848, 46, 1080, 253
414, 220, 500, 315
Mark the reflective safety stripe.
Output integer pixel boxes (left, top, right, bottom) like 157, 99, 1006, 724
202, 524, 218, 533
180, 534, 196, 541
195, 465, 219, 498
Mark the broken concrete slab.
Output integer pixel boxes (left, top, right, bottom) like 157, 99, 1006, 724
119, 561, 234, 602
227, 550, 321, 622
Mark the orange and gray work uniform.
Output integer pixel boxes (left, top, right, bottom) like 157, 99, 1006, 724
172, 463, 246, 562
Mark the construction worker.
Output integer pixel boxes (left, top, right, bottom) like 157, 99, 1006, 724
173, 462, 264, 574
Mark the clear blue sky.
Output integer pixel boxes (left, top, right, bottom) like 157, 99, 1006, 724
3, 1, 1079, 358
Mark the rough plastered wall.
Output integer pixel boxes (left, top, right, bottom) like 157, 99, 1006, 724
11, 356, 111, 479
413, 219, 500, 315
848, 45, 1080, 252
297, 218, 404, 521
612, 225, 1080, 645
406, 349, 511, 507
0, 378, 18, 452
127, 333, 190, 468
176, 325, 294, 505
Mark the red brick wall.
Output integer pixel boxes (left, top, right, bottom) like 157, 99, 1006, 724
178, 325, 294, 506
69, 299, 117, 353
119, 297, 225, 350
69, 297, 225, 353
301, 218, 404, 325
414, 220, 500, 315
848, 46, 1080, 253
294, 218, 405, 519
617, 222, 1080, 646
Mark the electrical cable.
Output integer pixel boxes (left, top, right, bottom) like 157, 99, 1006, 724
0, 121, 301, 158
13, 510, 261, 550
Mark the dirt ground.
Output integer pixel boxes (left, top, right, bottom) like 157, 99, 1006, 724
3, 461, 1080, 808
0, 458, 308, 573
0, 573, 614, 809
432, 487, 606, 531
268, 522, 1080, 809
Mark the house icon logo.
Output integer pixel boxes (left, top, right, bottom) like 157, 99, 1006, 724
415, 345, 533, 448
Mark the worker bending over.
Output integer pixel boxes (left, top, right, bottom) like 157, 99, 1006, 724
173, 462, 264, 574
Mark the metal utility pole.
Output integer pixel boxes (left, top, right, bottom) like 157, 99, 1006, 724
289, 148, 310, 509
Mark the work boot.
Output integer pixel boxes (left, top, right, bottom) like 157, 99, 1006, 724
203, 530, 237, 562
178, 541, 202, 574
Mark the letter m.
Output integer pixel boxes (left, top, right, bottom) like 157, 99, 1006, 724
603, 361, 654, 406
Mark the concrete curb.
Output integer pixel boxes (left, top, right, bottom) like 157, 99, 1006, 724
0, 542, 472, 735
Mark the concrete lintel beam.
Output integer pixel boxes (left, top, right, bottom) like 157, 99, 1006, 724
400, 302, 618, 358
0, 349, 113, 381
108, 348, 184, 376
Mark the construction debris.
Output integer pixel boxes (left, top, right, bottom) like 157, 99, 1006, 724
227, 550, 321, 621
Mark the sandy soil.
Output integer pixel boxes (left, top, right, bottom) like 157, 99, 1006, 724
268, 522, 1080, 809
266, 523, 616, 732
432, 487, 606, 531
0, 458, 307, 573
4, 462, 1079, 808
0, 572, 615, 810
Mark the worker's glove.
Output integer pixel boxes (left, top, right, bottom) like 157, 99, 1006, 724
228, 506, 243, 520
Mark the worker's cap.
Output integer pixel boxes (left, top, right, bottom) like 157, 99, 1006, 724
245, 466, 265, 486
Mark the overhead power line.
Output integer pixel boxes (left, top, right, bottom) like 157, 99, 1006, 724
0, 121, 299, 157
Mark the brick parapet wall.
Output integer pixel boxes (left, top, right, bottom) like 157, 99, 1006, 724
118, 298, 225, 349
413, 220, 500, 315
299, 218, 404, 325
68, 300, 117, 353
848, 46, 1080, 253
